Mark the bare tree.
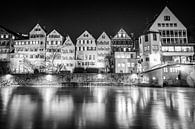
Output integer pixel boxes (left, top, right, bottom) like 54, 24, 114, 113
46, 45, 63, 73
105, 54, 114, 73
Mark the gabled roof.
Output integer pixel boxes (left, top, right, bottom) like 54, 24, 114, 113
113, 28, 131, 40
30, 24, 46, 34
0, 25, 25, 39
97, 32, 111, 42
63, 35, 74, 46
47, 29, 63, 38
143, 6, 186, 34
150, 6, 186, 31
77, 30, 95, 40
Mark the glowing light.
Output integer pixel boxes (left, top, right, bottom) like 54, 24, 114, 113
131, 74, 138, 80
97, 74, 103, 79
45, 74, 53, 81
4, 74, 13, 80
152, 77, 156, 80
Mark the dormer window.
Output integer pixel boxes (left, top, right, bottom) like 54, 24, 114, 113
84, 34, 88, 37
102, 35, 105, 39
164, 16, 170, 21
35, 28, 41, 31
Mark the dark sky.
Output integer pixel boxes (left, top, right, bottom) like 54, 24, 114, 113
1, 0, 195, 40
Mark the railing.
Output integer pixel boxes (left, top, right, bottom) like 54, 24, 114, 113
141, 62, 195, 74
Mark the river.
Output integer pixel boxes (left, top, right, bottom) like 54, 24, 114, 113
0, 86, 195, 129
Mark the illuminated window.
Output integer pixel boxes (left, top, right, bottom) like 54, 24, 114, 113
163, 67, 168, 72
5, 35, 9, 38
131, 63, 135, 67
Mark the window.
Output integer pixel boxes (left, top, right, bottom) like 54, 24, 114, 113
162, 30, 166, 37
131, 63, 135, 67
158, 23, 161, 27
145, 35, 148, 42
170, 30, 174, 36
174, 23, 177, 27
146, 57, 149, 61
164, 16, 170, 21
183, 30, 187, 37
153, 33, 157, 41
89, 55, 92, 60
131, 54, 134, 58
84, 34, 88, 37
163, 67, 168, 72
162, 23, 165, 27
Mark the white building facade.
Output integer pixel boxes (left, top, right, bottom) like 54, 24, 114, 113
46, 29, 63, 73
149, 7, 194, 64
96, 32, 111, 72
139, 6, 195, 86
61, 36, 75, 73
11, 24, 47, 73
112, 29, 137, 73
76, 31, 97, 69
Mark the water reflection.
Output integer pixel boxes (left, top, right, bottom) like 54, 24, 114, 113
0, 86, 195, 129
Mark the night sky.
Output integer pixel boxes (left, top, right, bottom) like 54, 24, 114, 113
1, 0, 195, 40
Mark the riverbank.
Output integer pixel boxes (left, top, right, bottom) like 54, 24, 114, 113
0, 73, 194, 87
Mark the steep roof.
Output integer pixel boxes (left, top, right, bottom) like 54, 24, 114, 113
47, 29, 63, 39
77, 30, 95, 40
29, 24, 46, 34
113, 28, 131, 40
97, 32, 111, 42
0, 25, 25, 39
63, 35, 74, 46
143, 6, 186, 34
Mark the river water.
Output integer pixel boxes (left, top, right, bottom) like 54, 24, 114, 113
0, 86, 195, 129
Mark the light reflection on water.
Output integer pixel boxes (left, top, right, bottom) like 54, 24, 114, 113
0, 86, 195, 129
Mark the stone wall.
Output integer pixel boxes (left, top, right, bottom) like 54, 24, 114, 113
0, 73, 135, 86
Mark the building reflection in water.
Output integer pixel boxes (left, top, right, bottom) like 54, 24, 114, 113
8, 95, 37, 129
75, 87, 107, 128
115, 88, 151, 128
0, 85, 195, 129
0, 88, 13, 112
40, 87, 74, 129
